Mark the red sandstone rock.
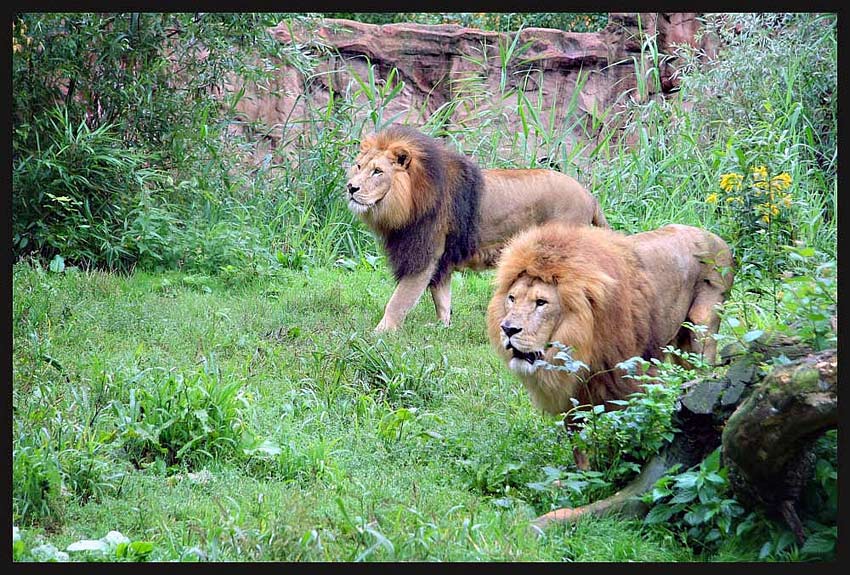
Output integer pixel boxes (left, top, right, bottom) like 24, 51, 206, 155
227, 13, 715, 164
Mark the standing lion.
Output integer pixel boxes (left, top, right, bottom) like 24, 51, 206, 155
486, 222, 734, 466
345, 125, 608, 332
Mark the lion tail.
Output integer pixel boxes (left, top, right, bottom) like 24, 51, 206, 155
592, 198, 610, 228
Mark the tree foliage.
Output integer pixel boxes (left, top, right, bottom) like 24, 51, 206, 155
12, 13, 287, 268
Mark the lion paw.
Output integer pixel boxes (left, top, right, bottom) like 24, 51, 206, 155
374, 318, 399, 333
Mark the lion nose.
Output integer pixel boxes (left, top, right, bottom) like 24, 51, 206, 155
501, 323, 522, 337
347, 184, 359, 196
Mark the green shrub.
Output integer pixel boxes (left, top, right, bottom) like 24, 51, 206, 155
13, 432, 64, 526
679, 13, 836, 259
643, 436, 837, 561
111, 362, 251, 469
12, 107, 168, 269
643, 448, 745, 553
12, 13, 292, 269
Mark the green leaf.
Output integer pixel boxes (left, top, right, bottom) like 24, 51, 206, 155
742, 329, 764, 343
129, 540, 155, 558
49, 254, 65, 273
801, 529, 836, 556
650, 486, 672, 501
644, 504, 678, 524
669, 490, 698, 504
673, 472, 699, 490
684, 508, 709, 525
702, 448, 721, 472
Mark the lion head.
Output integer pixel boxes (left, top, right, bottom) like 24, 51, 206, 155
345, 126, 444, 233
486, 223, 639, 416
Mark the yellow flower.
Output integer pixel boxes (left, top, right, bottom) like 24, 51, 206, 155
751, 165, 768, 181
719, 173, 743, 192
770, 172, 792, 191
706, 193, 719, 204
725, 196, 742, 204
761, 214, 771, 223
782, 194, 792, 208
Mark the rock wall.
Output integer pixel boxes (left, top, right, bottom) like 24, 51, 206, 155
229, 13, 716, 163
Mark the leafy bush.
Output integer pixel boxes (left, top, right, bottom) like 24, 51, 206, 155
533, 343, 698, 478
12, 107, 169, 269
643, 435, 837, 561
569, 380, 681, 476
111, 362, 252, 468
12, 13, 286, 156
13, 432, 64, 526
678, 13, 836, 284
643, 449, 745, 552
775, 247, 836, 350
12, 13, 291, 269
683, 14, 836, 173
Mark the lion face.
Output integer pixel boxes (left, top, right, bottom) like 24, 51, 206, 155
345, 151, 398, 214
495, 274, 562, 376
345, 137, 416, 230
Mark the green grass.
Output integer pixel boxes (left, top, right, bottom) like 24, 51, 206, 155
13, 261, 783, 561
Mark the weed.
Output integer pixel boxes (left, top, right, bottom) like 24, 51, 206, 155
111, 362, 251, 469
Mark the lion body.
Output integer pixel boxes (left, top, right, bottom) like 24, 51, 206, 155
346, 126, 607, 331
486, 222, 734, 416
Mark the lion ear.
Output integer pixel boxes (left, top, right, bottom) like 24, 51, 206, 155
582, 272, 615, 310
360, 135, 376, 152
388, 144, 412, 169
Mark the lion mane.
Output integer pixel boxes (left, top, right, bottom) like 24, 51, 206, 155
486, 222, 734, 417
347, 125, 608, 332
364, 125, 481, 289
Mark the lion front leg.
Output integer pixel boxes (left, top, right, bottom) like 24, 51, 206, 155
684, 294, 724, 365
375, 260, 438, 333
430, 276, 452, 326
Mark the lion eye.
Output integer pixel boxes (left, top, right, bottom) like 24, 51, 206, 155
507, 294, 515, 303
372, 168, 383, 176
535, 299, 548, 307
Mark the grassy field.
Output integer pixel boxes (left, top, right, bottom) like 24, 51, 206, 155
14, 260, 781, 562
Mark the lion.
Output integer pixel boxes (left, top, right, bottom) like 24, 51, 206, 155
346, 125, 608, 332
486, 222, 734, 468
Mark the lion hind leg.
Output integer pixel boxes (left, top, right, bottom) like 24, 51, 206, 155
430, 276, 452, 326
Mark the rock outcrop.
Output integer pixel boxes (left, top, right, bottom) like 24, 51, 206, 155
228, 13, 716, 163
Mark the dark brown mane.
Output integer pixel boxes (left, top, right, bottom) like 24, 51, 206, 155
376, 126, 483, 287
